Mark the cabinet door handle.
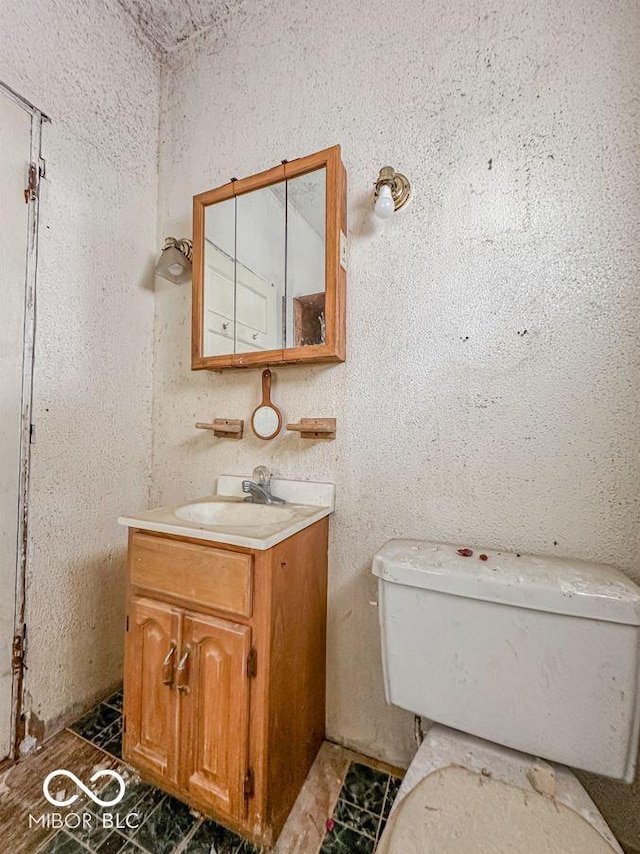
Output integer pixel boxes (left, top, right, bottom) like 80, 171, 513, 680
176, 648, 190, 694
162, 643, 177, 686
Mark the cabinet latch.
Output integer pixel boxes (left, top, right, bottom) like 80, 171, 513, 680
243, 768, 254, 798
247, 647, 257, 679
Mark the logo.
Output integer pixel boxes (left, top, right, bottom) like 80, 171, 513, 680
30, 768, 139, 833
42, 769, 126, 808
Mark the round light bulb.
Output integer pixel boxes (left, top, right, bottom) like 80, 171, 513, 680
168, 262, 185, 277
374, 183, 395, 219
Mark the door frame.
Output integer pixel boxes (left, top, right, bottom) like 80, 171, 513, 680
0, 78, 48, 761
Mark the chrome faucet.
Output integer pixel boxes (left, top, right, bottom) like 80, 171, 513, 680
242, 466, 286, 505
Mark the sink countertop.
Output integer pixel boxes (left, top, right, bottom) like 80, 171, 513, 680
118, 475, 335, 551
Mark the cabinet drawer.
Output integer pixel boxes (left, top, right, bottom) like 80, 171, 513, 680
130, 533, 253, 617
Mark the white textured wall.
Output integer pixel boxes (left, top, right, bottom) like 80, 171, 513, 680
155, 0, 640, 775
0, 0, 159, 735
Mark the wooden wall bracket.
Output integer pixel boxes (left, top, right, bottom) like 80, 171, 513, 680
195, 418, 244, 439
286, 418, 336, 440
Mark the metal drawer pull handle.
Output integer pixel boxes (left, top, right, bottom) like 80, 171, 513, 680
176, 648, 190, 694
162, 644, 176, 687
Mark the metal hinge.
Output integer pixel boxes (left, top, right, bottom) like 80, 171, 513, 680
12, 626, 26, 672
247, 647, 257, 678
123, 716, 127, 734
24, 163, 39, 203
126, 615, 129, 632
243, 768, 254, 798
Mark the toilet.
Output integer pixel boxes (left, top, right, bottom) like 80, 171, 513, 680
372, 540, 640, 853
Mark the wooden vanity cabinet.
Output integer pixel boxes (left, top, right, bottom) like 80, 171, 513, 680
122, 519, 329, 848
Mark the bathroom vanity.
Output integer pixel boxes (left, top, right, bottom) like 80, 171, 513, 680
118, 476, 334, 847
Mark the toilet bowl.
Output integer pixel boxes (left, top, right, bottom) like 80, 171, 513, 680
376, 725, 623, 853
373, 540, 640, 852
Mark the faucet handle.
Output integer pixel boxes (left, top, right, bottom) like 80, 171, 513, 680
252, 465, 271, 485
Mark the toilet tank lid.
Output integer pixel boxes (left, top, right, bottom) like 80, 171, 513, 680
372, 540, 640, 625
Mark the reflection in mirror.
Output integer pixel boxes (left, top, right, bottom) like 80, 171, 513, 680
203, 182, 286, 357
203, 196, 236, 357
286, 167, 326, 348
236, 183, 286, 352
201, 169, 327, 357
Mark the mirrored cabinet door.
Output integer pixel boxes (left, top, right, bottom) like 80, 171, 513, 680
203, 196, 236, 357
192, 145, 346, 370
235, 182, 285, 353
202, 185, 286, 358
286, 168, 326, 348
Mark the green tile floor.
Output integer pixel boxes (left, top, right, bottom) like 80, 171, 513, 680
56, 690, 402, 854
320, 763, 402, 853
45, 690, 261, 854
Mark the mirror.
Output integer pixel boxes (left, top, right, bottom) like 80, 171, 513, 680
286, 169, 326, 348
202, 196, 236, 356
251, 370, 283, 440
192, 146, 346, 370
203, 183, 286, 358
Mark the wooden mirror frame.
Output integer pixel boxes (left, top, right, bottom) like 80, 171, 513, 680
192, 145, 346, 371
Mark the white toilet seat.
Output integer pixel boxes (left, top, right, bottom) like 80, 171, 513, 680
377, 725, 623, 854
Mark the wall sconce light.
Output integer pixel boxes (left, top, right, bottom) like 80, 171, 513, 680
154, 237, 193, 284
374, 167, 411, 219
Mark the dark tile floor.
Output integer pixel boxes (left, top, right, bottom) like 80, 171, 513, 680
320, 763, 403, 853
42, 689, 261, 854
69, 689, 124, 759
54, 690, 402, 853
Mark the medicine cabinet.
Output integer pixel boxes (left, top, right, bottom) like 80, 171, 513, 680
192, 145, 346, 370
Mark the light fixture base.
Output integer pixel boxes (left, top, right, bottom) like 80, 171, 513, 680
374, 167, 411, 212
163, 237, 193, 261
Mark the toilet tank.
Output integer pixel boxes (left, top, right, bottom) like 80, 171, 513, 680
373, 540, 640, 781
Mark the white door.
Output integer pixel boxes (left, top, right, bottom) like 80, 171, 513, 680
0, 91, 30, 760
204, 240, 279, 355
235, 262, 278, 352
204, 239, 235, 356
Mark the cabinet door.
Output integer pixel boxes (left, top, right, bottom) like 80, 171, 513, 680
179, 612, 252, 821
124, 596, 180, 783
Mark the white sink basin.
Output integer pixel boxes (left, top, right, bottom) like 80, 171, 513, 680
174, 501, 295, 527
118, 475, 335, 550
